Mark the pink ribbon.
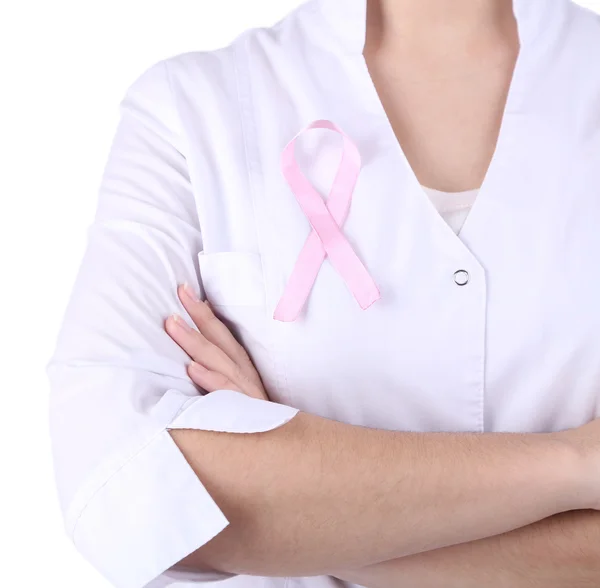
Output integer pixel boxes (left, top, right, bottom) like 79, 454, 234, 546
273, 120, 381, 322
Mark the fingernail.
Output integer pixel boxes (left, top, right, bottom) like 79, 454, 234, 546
171, 313, 192, 332
182, 282, 200, 302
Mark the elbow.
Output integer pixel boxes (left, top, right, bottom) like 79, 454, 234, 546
167, 428, 279, 576
172, 517, 276, 577
169, 425, 306, 578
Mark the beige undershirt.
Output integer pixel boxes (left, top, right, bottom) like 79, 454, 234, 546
421, 185, 480, 235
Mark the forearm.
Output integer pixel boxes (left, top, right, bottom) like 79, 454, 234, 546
170, 410, 584, 577
334, 509, 600, 588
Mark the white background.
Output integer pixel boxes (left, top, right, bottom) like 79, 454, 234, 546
1, 1, 598, 586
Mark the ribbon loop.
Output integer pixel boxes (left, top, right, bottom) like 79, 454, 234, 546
273, 120, 380, 322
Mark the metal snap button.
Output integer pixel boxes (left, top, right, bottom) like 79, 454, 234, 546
454, 270, 470, 286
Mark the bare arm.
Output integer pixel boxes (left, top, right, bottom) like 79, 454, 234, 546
165, 289, 597, 579
169, 409, 583, 577
332, 509, 600, 588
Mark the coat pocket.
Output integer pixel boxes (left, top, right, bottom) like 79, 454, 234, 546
197, 251, 265, 307
197, 251, 288, 400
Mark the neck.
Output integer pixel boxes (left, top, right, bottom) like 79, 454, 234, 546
365, 0, 516, 50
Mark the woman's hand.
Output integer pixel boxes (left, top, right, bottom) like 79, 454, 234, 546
164, 282, 270, 401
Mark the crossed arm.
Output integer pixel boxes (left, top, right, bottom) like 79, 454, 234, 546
332, 509, 600, 587
166, 285, 600, 586
62, 61, 600, 587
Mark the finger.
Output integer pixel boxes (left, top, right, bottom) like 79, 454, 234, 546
165, 313, 265, 396
178, 282, 252, 364
189, 360, 267, 400
177, 283, 261, 384
165, 313, 238, 375
187, 360, 241, 394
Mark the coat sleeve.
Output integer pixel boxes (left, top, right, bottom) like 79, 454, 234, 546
46, 58, 299, 588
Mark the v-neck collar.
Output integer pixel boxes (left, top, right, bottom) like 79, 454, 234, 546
310, 0, 573, 256
316, 0, 572, 115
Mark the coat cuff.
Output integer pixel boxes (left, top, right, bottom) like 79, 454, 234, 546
65, 389, 300, 588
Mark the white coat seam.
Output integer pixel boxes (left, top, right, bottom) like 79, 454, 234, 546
68, 420, 178, 541
233, 36, 292, 407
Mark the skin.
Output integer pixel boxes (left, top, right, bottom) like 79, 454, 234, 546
363, 0, 519, 192
160, 0, 600, 584
332, 510, 600, 587
164, 284, 600, 583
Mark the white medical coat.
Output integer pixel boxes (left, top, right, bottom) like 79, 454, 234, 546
46, 0, 600, 586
